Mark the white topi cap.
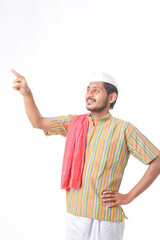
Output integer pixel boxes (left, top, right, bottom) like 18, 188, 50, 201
90, 71, 119, 91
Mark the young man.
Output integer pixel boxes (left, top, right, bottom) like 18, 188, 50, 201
12, 69, 160, 240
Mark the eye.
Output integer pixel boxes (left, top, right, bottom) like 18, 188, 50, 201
94, 89, 100, 93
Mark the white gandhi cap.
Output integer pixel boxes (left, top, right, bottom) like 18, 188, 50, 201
90, 71, 119, 91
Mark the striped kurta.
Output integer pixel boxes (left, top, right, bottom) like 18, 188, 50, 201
45, 113, 160, 222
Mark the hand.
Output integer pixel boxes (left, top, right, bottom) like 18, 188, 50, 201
11, 69, 31, 96
100, 190, 133, 208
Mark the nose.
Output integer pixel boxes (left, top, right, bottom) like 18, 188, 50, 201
86, 89, 94, 97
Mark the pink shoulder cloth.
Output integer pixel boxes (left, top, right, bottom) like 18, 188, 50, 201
61, 114, 89, 191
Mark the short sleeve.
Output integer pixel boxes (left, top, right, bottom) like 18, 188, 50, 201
44, 115, 75, 137
127, 126, 160, 165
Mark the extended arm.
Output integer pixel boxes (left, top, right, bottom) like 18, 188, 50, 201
11, 69, 52, 131
101, 155, 160, 207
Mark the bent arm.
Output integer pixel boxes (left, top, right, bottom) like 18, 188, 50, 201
23, 91, 52, 131
101, 155, 160, 207
127, 155, 160, 201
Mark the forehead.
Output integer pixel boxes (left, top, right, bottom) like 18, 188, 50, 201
87, 81, 105, 89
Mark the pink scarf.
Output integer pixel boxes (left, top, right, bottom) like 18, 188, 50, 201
61, 114, 89, 191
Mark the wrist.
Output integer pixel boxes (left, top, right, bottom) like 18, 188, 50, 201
22, 89, 31, 96
127, 190, 136, 203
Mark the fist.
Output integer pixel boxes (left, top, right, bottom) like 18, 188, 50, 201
11, 69, 30, 96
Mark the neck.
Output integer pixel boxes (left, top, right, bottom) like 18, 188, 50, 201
91, 109, 110, 125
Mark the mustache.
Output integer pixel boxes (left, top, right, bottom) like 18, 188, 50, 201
86, 97, 96, 102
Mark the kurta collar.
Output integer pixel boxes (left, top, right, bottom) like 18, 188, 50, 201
88, 112, 112, 122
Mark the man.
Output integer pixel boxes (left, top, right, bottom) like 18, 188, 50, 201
12, 69, 160, 240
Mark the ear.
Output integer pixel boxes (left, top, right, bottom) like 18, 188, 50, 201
108, 92, 117, 104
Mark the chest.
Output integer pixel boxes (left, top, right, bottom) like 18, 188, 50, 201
85, 120, 129, 169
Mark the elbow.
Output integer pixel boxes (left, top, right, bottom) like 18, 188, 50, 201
31, 123, 39, 129
29, 117, 51, 131
31, 120, 42, 129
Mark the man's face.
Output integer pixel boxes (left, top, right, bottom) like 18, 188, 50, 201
85, 82, 109, 112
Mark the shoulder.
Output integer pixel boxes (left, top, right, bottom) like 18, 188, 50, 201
112, 116, 135, 136
71, 113, 89, 121
112, 116, 133, 127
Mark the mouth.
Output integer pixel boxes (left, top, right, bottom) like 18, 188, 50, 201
86, 98, 96, 104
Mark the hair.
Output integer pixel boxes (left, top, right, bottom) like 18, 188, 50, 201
103, 82, 118, 109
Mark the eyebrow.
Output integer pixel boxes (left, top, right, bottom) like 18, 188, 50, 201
87, 86, 100, 89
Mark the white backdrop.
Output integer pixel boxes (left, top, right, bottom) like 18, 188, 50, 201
0, 0, 160, 239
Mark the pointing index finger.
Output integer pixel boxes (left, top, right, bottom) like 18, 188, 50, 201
11, 69, 22, 78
